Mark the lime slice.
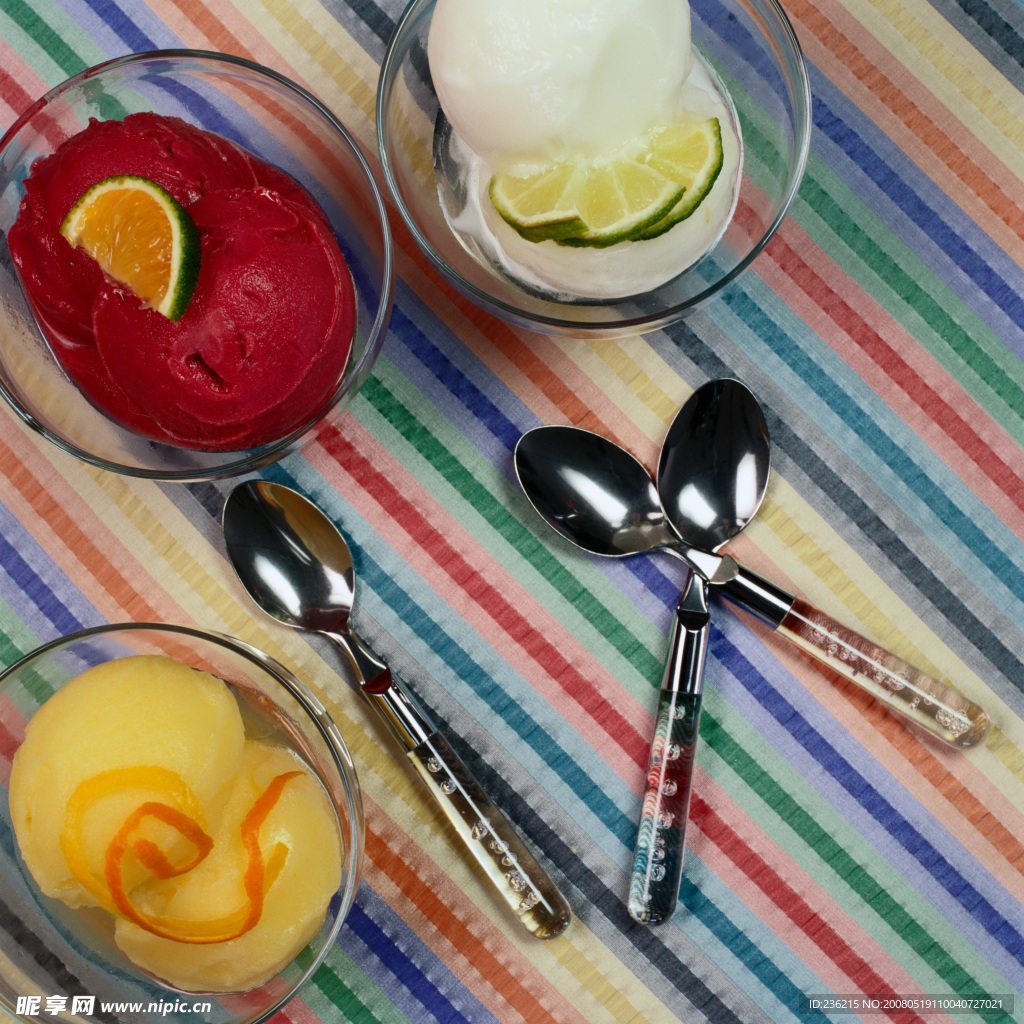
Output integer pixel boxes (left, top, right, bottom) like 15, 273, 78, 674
490, 149, 687, 249
486, 162, 589, 243
60, 175, 201, 321
488, 117, 724, 249
633, 119, 724, 240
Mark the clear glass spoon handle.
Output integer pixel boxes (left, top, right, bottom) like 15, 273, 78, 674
330, 630, 571, 938
687, 558, 990, 749
407, 730, 572, 939
775, 596, 990, 748
628, 579, 709, 925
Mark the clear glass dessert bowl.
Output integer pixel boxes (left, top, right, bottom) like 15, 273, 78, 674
377, 0, 811, 339
0, 622, 364, 1024
0, 50, 394, 479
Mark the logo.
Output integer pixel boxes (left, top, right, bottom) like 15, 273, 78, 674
16, 997, 95, 1015
14, 995, 214, 1017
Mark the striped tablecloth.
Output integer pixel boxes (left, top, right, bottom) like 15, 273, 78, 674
2, 0, 1023, 1022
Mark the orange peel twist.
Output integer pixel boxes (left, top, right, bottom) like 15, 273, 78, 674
61, 764, 300, 944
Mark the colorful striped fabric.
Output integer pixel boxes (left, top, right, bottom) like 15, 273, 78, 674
1, 0, 1023, 1022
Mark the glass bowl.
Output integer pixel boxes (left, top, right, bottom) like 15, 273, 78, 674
0, 623, 364, 1024
0, 50, 394, 479
377, 0, 810, 339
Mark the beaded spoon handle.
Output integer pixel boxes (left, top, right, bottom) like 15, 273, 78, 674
628, 577, 709, 925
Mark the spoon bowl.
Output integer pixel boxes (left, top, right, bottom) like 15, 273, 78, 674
658, 378, 771, 554
514, 425, 677, 559
224, 481, 356, 638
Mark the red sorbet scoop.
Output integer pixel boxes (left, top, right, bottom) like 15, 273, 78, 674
9, 112, 356, 450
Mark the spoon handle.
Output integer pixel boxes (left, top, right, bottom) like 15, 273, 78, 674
336, 632, 571, 939
406, 729, 571, 939
628, 578, 709, 926
719, 567, 990, 748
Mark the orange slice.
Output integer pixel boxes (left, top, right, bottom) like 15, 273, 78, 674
59, 174, 200, 321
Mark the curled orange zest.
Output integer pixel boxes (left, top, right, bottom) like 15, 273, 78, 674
61, 766, 207, 909
105, 771, 301, 944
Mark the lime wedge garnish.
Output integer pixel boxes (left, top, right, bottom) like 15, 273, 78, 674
488, 117, 724, 249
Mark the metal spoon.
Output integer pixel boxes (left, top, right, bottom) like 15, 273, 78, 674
512, 381, 767, 923
222, 480, 571, 940
624, 379, 770, 924
514, 410, 990, 750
